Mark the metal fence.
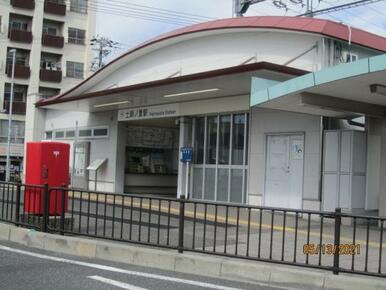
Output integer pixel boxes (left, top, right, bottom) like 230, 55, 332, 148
0, 181, 385, 278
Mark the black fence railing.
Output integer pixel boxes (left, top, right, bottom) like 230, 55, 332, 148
0, 181, 385, 278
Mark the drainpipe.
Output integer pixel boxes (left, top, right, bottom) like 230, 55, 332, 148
347, 24, 352, 62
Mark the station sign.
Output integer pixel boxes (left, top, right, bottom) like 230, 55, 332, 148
180, 147, 193, 163
118, 103, 180, 121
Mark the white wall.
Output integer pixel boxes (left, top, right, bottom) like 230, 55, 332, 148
248, 108, 322, 210
87, 30, 323, 93
45, 109, 120, 192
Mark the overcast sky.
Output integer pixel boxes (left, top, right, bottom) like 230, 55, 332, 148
95, 0, 386, 62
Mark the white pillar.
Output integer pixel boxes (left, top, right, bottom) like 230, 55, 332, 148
378, 118, 386, 217
365, 117, 381, 211
114, 122, 126, 194
177, 117, 191, 198
23, 94, 46, 181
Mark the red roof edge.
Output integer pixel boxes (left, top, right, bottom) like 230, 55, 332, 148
45, 16, 386, 104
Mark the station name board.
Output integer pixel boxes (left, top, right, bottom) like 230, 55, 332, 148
118, 104, 180, 121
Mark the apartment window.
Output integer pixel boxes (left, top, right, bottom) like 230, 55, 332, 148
68, 28, 85, 45
7, 50, 28, 66
10, 21, 28, 31
66, 61, 84, 79
0, 120, 25, 144
43, 25, 57, 36
4, 84, 26, 102
70, 0, 88, 13
41, 60, 61, 71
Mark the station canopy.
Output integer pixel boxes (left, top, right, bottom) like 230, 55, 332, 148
251, 54, 386, 118
36, 62, 306, 112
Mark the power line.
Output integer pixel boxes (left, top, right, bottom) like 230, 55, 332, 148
320, 0, 386, 34
87, 2, 206, 25
91, 6, 199, 26
297, 0, 384, 17
90, 0, 214, 21
91, 0, 214, 21
33, 0, 213, 27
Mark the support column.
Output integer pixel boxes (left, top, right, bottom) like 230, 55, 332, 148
114, 122, 126, 194
177, 117, 191, 198
365, 117, 382, 211
378, 118, 386, 217
23, 94, 46, 181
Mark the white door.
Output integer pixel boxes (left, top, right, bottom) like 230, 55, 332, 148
265, 135, 304, 209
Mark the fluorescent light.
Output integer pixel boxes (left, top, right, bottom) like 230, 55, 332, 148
370, 84, 386, 96
93, 101, 129, 108
163, 88, 220, 98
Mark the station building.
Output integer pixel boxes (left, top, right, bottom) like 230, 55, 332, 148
25, 16, 386, 216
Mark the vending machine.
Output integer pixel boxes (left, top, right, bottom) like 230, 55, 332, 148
24, 142, 70, 215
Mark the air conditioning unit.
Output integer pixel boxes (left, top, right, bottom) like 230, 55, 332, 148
343, 51, 358, 63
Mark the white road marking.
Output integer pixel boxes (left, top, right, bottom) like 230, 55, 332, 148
88, 275, 148, 290
0, 245, 246, 290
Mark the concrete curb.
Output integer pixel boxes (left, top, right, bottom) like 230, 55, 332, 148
0, 223, 385, 290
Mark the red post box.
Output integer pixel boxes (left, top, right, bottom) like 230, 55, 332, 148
24, 142, 70, 215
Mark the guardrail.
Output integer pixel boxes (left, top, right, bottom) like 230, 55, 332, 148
0, 181, 384, 278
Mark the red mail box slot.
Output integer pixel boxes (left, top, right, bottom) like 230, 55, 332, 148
24, 142, 70, 215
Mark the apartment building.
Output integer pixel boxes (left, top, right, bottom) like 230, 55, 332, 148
0, 0, 96, 180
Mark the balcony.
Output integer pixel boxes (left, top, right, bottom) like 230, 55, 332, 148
6, 64, 30, 79
44, 1, 66, 16
42, 34, 64, 48
8, 29, 33, 43
10, 0, 35, 10
3, 101, 26, 115
40, 69, 62, 83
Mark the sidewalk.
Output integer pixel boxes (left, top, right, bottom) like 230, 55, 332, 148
0, 222, 385, 290
68, 192, 385, 273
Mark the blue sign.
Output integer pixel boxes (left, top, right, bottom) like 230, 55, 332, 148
180, 147, 193, 163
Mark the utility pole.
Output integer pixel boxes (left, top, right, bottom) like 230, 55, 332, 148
90, 35, 119, 71
5, 49, 16, 182
233, 0, 266, 17
305, 0, 313, 17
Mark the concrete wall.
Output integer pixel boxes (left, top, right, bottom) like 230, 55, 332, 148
248, 108, 322, 210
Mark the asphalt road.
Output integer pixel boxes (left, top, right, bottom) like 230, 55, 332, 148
0, 241, 285, 290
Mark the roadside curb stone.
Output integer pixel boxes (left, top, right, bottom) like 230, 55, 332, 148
0, 222, 385, 290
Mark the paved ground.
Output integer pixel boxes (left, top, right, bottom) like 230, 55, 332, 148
1, 188, 385, 276
0, 240, 283, 290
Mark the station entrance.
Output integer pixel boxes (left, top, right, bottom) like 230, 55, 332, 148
123, 117, 179, 197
